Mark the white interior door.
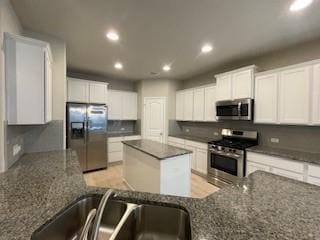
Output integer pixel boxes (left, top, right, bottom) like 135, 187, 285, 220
143, 97, 166, 143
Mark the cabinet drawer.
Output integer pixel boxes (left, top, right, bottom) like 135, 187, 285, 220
307, 176, 320, 186
168, 137, 185, 145
247, 152, 304, 173
108, 137, 123, 143
185, 140, 208, 150
308, 164, 320, 178
108, 142, 123, 152
124, 135, 141, 141
108, 152, 123, 163
272, 168, 304, 181
246, 161, 271, 176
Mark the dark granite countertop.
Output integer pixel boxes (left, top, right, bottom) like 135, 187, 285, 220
247, 145, 320, 165
169, 134, 220, 143
107, 132, 141, 137
2, 150, 320, 240
122, 139, 192, 160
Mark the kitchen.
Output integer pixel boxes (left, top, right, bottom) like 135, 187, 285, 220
1, 0, 320, 239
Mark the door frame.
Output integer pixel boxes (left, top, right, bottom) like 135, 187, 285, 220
142, 97, 167, 143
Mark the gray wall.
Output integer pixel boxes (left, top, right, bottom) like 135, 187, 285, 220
181, 38, 320, 89
107, 120, 137, 134
175, 38, 320, 153
67, 71, 137, 91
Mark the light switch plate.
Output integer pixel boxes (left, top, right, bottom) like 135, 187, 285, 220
213, 132, 219, 136
270, 138, 279, 143
185, 129, 190, 133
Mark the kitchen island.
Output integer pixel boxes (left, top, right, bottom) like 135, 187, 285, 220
122, 139, 192, 197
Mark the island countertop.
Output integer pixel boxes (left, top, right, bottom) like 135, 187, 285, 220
1, 150, 320, 240
122, 139, 192, 160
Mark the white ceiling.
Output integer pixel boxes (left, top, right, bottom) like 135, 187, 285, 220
11, 0, 320, 81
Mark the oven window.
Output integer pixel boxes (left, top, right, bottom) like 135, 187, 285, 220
216, 105, 239, 116
210, 153, 237, 176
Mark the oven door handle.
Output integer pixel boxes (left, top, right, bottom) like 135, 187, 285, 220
237, 102, 242, 117
209, 149, 241, 159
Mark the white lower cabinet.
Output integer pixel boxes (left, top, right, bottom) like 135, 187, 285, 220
108, 135, 141, 163
168, 137, 208, 175
246, 152, 320, 185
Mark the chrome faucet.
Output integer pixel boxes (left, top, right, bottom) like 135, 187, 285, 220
90, 189, 116, 240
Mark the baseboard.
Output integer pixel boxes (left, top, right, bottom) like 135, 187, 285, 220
108, 161, 123, 167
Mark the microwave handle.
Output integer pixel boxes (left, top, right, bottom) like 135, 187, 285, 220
237, 102, 242, 117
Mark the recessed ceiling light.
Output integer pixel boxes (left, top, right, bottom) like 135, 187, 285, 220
114, 62, 123, 70
201, 44, 213, 53
106, 31, 119, 41
290, 0, 313, 12
163, 65, 171, 72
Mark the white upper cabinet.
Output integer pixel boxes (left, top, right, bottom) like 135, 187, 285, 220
67, 78, 89, 103
183, 89, 194, 121
108, 90, 138, 120
5, 33, 53, 125
176, 85, 216, 122
122, 92, 138, 120
232, 69, 254, 99
204, 86, 216, 121
108, 90, 122, 120
279, 66, 311, 125
193, 88, 205, 121
216, 75, 232, 101
89, 82, 108, 104
176, 91, 184, 120
216, 66, 256, 101
312, 64, 320, 125
67, 78, 108, 104
254, 73, 278, 124
254, 60, 320, 126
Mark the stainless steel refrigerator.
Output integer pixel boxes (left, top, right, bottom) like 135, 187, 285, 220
66, 103, 108, 172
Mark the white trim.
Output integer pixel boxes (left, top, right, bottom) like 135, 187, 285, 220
214, 65, 258, 78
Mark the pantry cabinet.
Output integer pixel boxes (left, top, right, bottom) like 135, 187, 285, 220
5, 33, 53, 125
215, 66, 256, 101
183, 90, 194, 121
108, 90, 138, 120
193, 88, 205, 121
204, 86, 217, 121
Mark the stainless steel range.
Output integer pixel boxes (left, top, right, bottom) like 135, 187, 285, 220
207, 129, 258, 187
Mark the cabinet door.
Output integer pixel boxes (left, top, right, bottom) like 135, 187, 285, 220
312, 64, 320, 125
123, 92, 138, 120
272, 168, 304, 181
216, 75, 232, 101
89, 81, 107, 104
254, 74, 278, 124
45, 52, 52, 123
108, 90, 123, 120
204, 86, 216, 122
279, 67, 311, 124
196, 149, 208, 175
193, 88, 205, 121
68, 78, 89, 103
176, 91, 184, 120
232, 69, 253, 99
183, 90, 194, 121
246, 161, 271, 176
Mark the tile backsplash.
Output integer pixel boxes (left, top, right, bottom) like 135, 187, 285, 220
175, 121, 320, 153
107, 120, 138, 134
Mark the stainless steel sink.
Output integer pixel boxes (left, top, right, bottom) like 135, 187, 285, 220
31, 194, 191, 240
31, 194, 127, 240
113, 204, 191, 240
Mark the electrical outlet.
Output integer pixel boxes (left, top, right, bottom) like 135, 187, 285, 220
13, 144, 21, 156
185, 129, 190, 133
270, 138, 280, 143
213, 132, 219, 136
120, 128, 125, 131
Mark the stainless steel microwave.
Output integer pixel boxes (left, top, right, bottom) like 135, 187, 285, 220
216, 98, 253, 121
